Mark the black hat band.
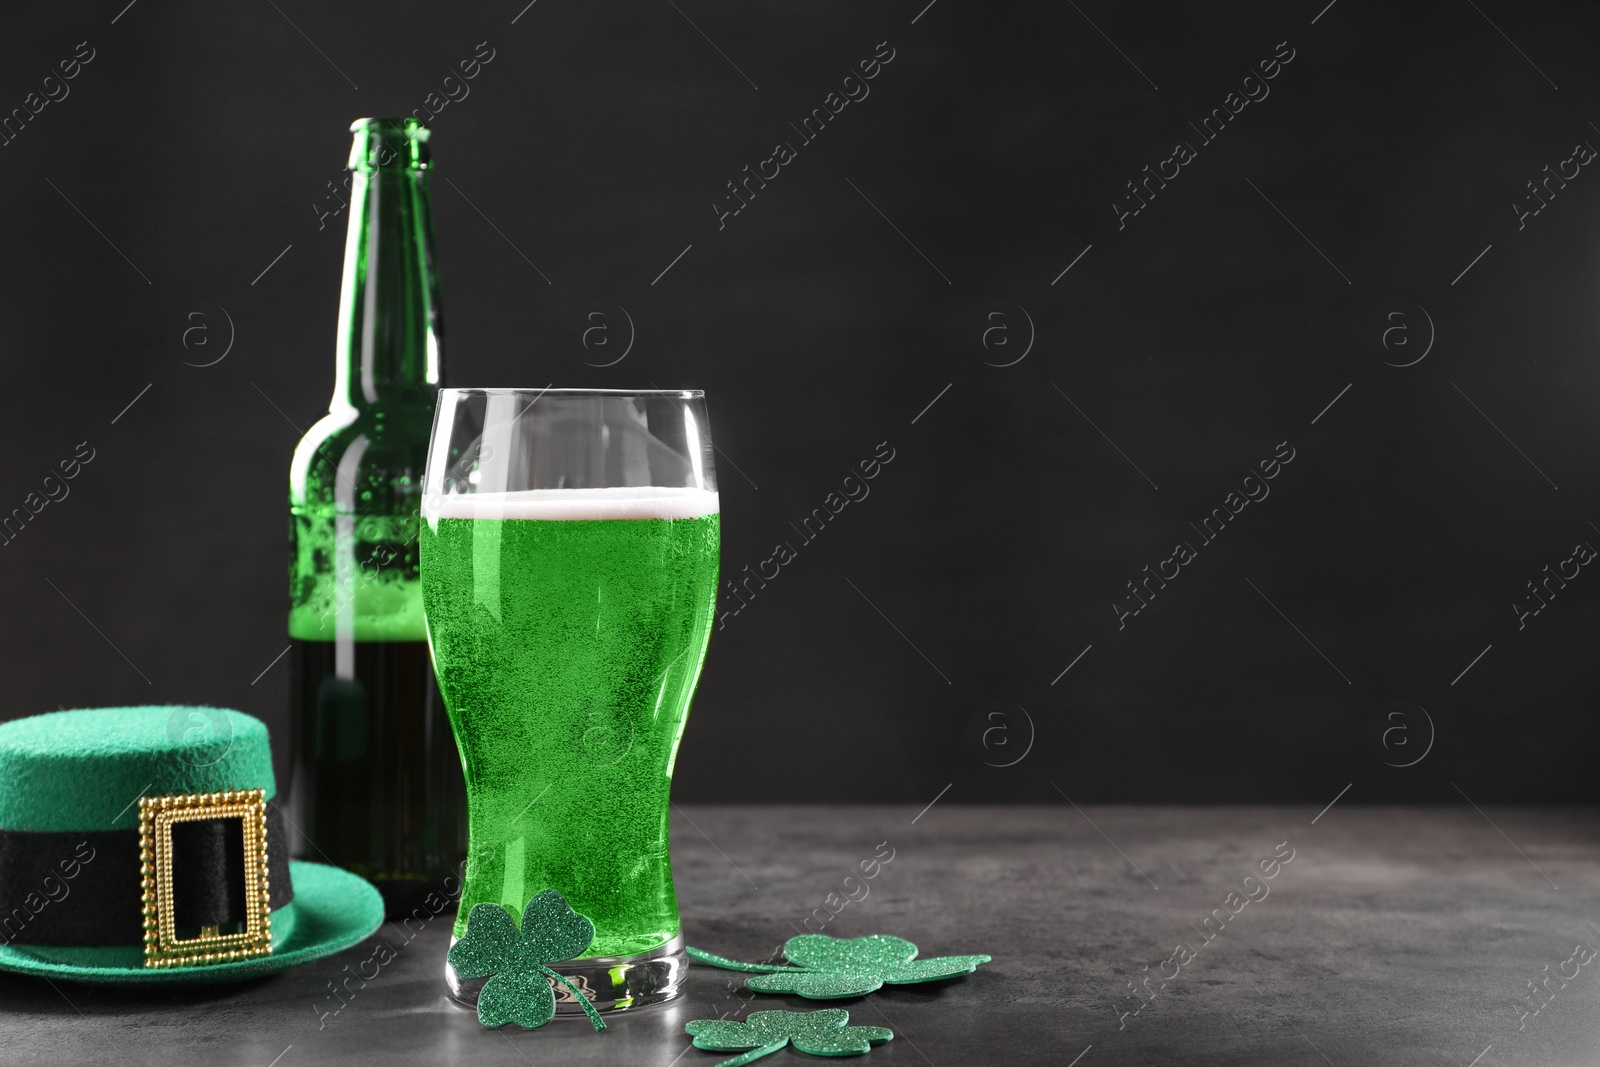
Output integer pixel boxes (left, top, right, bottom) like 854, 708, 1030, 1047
0, 804, 292, 947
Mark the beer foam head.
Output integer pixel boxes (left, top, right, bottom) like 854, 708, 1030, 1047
431, 486, 720, 521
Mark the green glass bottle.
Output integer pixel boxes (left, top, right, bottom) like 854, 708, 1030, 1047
286, 118, 464, 918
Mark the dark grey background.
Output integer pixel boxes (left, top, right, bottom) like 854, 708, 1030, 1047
2, 0, 1596, 803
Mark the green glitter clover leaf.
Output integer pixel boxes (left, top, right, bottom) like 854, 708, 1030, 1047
687, 934, 992, 999
446, 889, 607, 1031
686, 1008, 893, 1064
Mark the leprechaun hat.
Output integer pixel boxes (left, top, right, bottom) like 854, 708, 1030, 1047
0, 706, 382, 983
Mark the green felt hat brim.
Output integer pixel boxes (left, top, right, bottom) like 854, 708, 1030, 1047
0, 861, 382, 984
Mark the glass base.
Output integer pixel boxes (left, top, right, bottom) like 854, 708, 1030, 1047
445, 933, 686, 1015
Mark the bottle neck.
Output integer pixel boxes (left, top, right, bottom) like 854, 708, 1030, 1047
332, 164, 442, 413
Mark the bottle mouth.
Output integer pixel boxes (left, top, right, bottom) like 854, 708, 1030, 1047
348, 117, 430, 171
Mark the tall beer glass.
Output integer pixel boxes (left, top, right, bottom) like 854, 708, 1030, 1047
419, 389, 719, 1012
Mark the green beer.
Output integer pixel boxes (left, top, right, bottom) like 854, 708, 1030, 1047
419, 487, 719, 957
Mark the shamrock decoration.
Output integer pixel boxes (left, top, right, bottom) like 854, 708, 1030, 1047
446, 889, 607, 1031
688, 934, 991, 999
686, 1008, 892, 1063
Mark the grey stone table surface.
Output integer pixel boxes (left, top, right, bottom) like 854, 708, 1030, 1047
4, 804, 1600, 1066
